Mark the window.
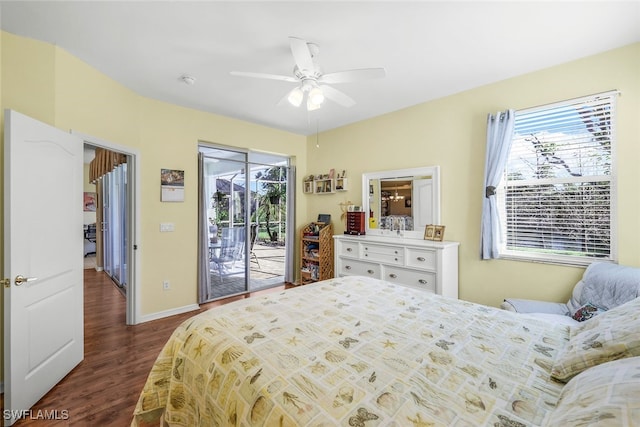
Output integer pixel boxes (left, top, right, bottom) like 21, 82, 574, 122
497, 92, 617, 265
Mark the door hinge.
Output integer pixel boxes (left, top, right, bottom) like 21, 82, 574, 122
1, 278, 10, 288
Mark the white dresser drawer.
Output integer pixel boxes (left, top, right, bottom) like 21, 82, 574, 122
337, 258, 380, 278
333, 235, 459, 298
383, 266, 436, 293
361, 244, 403, 265
406, 248, 436, 270
338, 240, 359, 257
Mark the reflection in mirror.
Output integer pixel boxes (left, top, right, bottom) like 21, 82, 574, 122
363, 166, 440, 239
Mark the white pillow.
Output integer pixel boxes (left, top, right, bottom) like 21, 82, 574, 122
545, 356, 640, 426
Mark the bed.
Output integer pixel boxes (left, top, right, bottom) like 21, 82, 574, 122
132, 275, 640, 426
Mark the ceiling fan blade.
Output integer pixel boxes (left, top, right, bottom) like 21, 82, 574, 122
319, 68, 386, 84
289, 36, 315, 74
319, 85, 356, 108
230, 71, 297, 83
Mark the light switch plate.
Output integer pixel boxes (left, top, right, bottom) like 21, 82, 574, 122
160, 223, 175, 232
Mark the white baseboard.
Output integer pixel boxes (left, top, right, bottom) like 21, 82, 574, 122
138, 304, 200, 324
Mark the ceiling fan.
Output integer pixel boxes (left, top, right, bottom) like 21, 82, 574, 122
231, 37, 386, 111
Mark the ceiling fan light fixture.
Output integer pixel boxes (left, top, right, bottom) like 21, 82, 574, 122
307, 96, 322, 111
287, 87, 304, 107
308, 86, 324, 106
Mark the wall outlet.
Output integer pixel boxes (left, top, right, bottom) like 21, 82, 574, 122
163, 280, 170, 290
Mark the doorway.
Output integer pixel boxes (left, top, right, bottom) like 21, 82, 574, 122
78, 132, 139, 325
198, 145, 293, 303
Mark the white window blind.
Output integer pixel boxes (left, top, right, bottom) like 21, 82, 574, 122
497, 92, 616, 264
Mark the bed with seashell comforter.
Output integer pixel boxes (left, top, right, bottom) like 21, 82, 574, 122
131, 274, 640, 426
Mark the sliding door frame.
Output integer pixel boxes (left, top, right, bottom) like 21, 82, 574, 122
198, 143, 293, 302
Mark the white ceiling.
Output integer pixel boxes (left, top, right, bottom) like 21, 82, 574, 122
1, 1, 638, 136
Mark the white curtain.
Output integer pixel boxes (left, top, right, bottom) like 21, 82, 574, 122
481, 109, 515, 259
284, 165, 296, 283
197, 153, 212, 303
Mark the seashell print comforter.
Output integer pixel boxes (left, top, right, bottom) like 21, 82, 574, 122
132, 275, 569, 426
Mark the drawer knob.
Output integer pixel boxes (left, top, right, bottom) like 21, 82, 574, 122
418, 279, 427, 284
345, 265, 352, 270
367, 269, 374, 274
346, 248, 353, 252
394, 250, 398, 254
389, 273, 397, 279
394, 258, 398, 261
365, 254, 368, 257
417, 257, 425, 262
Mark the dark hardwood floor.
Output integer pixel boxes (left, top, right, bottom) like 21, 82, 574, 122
3, 269, 287, 426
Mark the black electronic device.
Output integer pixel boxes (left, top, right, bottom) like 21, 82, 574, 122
317, 213, 331, 224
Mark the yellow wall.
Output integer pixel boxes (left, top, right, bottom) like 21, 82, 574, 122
305, 42, 640, 307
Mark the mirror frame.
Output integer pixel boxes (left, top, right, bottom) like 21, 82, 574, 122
362, 166, 441, 239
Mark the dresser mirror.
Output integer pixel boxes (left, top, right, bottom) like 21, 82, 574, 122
362, 166, 440, 239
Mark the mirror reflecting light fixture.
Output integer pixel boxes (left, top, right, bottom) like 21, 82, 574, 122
388, 187, 405, 202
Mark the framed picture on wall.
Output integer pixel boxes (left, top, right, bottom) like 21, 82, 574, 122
83, 192, 96, 212
160, 169, 185, 202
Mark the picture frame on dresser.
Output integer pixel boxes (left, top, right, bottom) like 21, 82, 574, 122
433, 225, 445, 241
424, 225, 435, 240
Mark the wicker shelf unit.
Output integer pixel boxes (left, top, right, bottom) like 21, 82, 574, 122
300, 222, 334, 284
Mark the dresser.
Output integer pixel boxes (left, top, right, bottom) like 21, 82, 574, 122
333, 234, 459, 298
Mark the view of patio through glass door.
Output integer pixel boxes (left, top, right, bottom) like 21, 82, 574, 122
199, 146, 289, 302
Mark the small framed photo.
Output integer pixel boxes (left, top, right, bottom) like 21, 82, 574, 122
303, 181, 313, 193
83, 192, 97, 212
160, 168, 185, 202
433, 225, 446, 242
424, 225, 435, 240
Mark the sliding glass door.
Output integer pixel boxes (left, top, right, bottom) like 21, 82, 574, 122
102, 163, 128, 290
202, 151, 248, 300
198, 145, 291, 303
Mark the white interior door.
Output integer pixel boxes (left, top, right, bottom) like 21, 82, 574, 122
3, 110, 84, 426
